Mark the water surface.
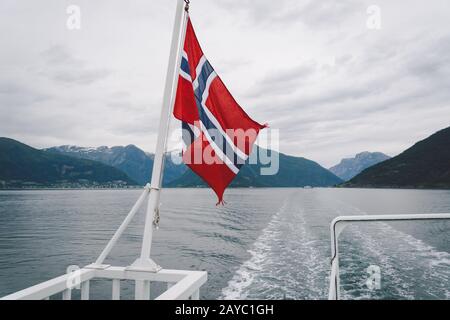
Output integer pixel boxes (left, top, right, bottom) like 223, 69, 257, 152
0, 188, 448, 299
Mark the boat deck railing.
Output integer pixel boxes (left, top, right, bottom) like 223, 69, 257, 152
1, 265, 207, 300
328, 213, 450, 300
0, 185, 208, 301
2, 211, 449, 300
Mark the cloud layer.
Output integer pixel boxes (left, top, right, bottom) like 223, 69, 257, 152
1, 0, 449, 167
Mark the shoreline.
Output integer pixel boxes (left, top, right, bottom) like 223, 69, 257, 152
1, 186, 449, 191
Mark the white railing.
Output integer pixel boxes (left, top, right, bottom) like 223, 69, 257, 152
1, 265, 207, 300
328, 213, 450, 300
1, 0, 199, 300
0, 183, 208, 300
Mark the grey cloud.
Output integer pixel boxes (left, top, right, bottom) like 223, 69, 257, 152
255, 77, 391, 119
1, 0, 450, 167
214, 0, 359, 28
405, 35, 450, 80
263, 64, 316, 85
52, 69, 111, 85
41, 45, 84, 67
0, 81, 50, 106
110, 110, 160, 136
295, 0, 361, 28
249, 28, 450, 122
39, 45, 112, 85
247, 63, 317, 97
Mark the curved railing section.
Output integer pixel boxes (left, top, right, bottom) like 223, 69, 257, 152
328, 213, 450, 300
1, 266, 207, 300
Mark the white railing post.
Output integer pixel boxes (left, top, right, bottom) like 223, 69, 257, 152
112, 279, 121, 300
329, 219, 346, 300
191, 290, 200, 300
90, 186, 150, 268
81, 281, 90, 300
62, 289, 71, 300
130, 0, 189, 276
135, 280, 150, 300
328, 255, 340, 300
1, 267, 207, 301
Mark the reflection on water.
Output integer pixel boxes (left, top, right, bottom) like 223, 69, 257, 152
0, 188, 448, 299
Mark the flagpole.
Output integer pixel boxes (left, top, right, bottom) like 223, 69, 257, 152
129, 0, 188, 274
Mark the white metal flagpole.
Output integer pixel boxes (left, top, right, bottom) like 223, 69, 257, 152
129, 0, 189, 274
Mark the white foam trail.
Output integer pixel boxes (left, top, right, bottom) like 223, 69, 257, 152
322, 196, 450, 299
222, 190, 449, 300
220, 193, 330, 300
341, 226, 417, 300
337, 201, 450, 299
220, 201, 287, 299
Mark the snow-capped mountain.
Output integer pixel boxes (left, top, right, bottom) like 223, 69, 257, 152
45, 145, 186, 186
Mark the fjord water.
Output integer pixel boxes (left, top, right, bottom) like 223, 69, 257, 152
0, 188, 448, 300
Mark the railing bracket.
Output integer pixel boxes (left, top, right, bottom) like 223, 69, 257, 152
127, 258, 162, 273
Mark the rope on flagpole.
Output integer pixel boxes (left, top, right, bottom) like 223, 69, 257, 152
151, 186, 161, 229
184, 0, 190, 12
153, 205, 161, 229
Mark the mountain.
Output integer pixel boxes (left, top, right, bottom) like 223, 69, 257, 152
343, 127, 450, 189
0, 138, 137, 188
329, 152, 391, 181
168, 147, 343, 188
45, 145, 186, 186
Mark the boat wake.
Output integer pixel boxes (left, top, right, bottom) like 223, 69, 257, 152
221, 190, 449, 300
221, 192, 330, 299
334, 203, 450, 299
220, 201, 287, 300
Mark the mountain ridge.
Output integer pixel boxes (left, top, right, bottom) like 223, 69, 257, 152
46, 145, 343, 188
45, 145, 186, 186
169, 147, 343, 188
343, 127, 450, 189
0, 137, 138, 188
329, 151, 391, 181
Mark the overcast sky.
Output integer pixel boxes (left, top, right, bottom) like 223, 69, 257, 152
1, 0, 449, 167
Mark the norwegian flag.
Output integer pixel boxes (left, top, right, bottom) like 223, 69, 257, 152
173, 18, 266, 204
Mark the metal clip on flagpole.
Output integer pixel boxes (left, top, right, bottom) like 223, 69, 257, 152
128, 0, 189, 273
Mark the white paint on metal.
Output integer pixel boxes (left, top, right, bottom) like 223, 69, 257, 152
328, 213, 450, 300
135, 280, 151, 300
94, 186, 150, 266
0, 0, 208, 302
62, 289, 71, 300
81, 280, 90, 300
112, 279, 121, 300
191, 290, 200, 300
1, 269, 96, 300
137, 0, 189, 274
1, 267, 207, 301
156, 271, 207, 300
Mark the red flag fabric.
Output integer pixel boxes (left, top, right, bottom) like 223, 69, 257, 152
173, 18, 266, 204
